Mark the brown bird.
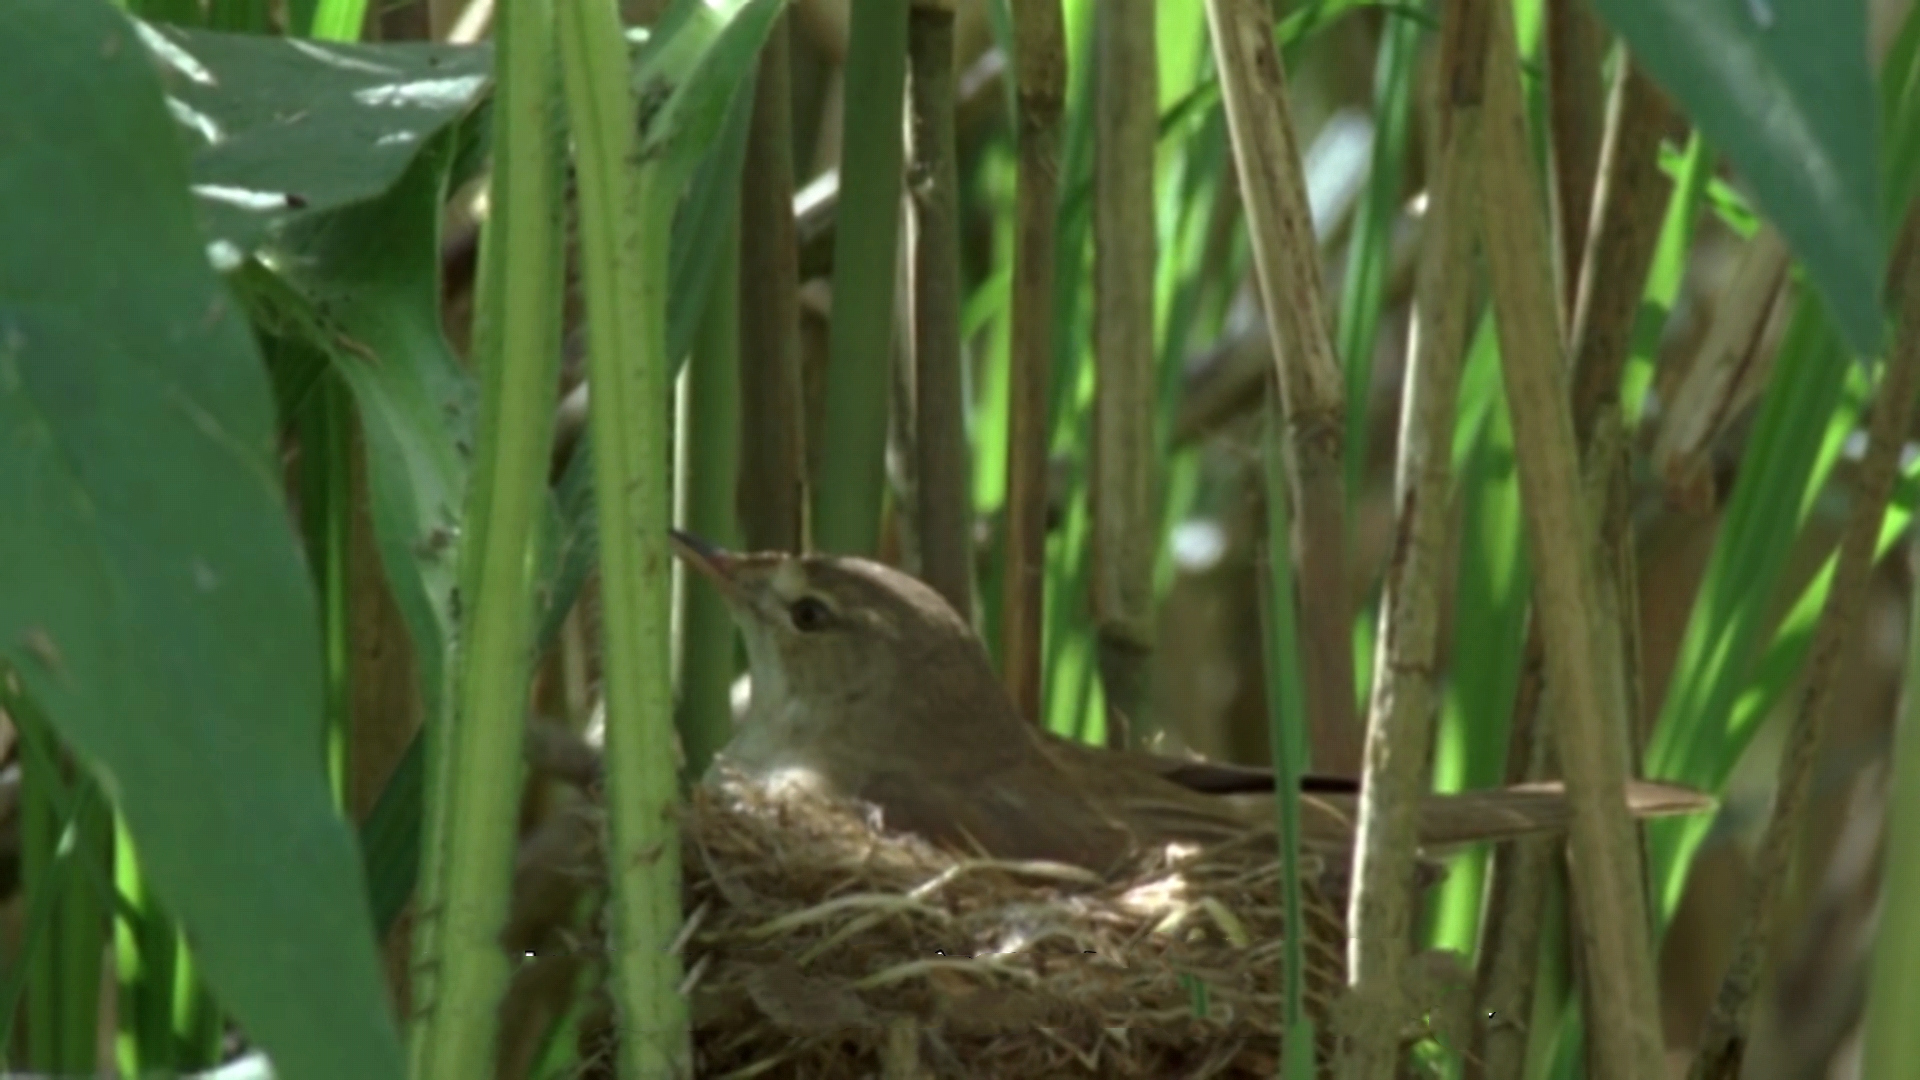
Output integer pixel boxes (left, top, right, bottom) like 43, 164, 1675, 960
670, 531, 1711, 877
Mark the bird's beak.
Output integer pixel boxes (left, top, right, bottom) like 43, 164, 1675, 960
670, 529, 748, 604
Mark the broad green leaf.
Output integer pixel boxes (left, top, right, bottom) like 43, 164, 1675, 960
233, 132, 480, 938
142, 22, 492, 253
1586, 0, 1883, 354
234, 132, 475, 732
0, 3, 403, 1077
1883, 1, 1920, 205
131, 0, 214, 25
198, 55, 494, 943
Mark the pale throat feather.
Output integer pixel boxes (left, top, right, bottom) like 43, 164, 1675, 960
715, 631, 868, 793
719, 694, 840, 787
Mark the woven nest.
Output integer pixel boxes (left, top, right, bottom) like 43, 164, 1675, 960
654, 772, 1365, 1079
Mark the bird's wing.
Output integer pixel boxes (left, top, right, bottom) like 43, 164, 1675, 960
1299, 779, 1716, 851
1035, 735, 1716, 854
1036, 729, 1279, 794
853, 757, 1136, 872
1037, 729, 1378, 796
1036, 738, 1280, 849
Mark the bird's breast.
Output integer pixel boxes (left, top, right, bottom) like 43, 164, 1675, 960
707, 698, 867, 797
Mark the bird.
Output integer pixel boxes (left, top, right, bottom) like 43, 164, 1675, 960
668, 529, 1713, 878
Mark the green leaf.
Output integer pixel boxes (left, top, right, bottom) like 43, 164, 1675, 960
229, 122, 492, 946
308, 0, 369, 40
631, 0, 786, 178
1337, 1, 1423, 497
1586, 0, 1883, 354
1729, 453, 1920, 757
158, 22, 538, 945
1624, 134, 1714, 422
1283, 1017, 1319, 1080
1658, 141, 1760, 238
0, 3, 403, 1077
143, 21, 492, 253
1427, 313, 1529, 952
1645, 301, 1858, 916
234, 133, 475, 731
1881, 0, 1920, 205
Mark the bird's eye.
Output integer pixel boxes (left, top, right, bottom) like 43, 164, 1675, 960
788, 596, 833, 632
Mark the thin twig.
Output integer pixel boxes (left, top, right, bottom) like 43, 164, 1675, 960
1651, 227, 1792, 505
1568, 62, 1674, 449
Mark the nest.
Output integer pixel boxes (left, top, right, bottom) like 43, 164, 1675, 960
656, 774, 1361, 1079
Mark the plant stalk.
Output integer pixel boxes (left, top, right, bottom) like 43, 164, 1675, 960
812, 0, 912, 556
556, 0, 695, 1068
1478, 2, 1667, 1074
906, 0, 973, 619
1088, 0, 1159, 738
1338, 0, 1484, 1070
1001, 0, 1066, 725
410, 0, 566, 1070
1203, 0, 1360, 774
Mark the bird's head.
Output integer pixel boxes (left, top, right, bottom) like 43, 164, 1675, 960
669, 531, 998, 727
